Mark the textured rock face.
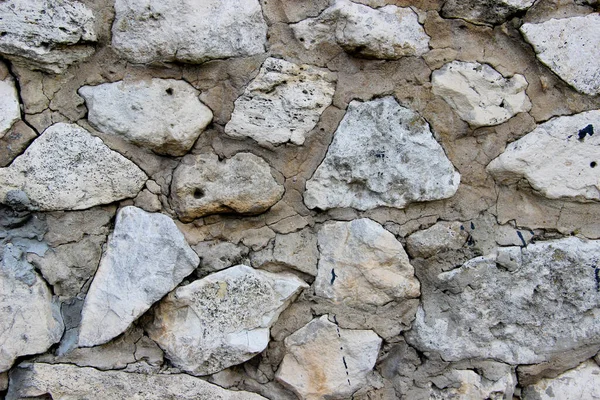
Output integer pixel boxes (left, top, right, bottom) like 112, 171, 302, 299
407, 237, 600, 364
171, 153, 284, 221
315, 218, 420, 306
442, 0, 535, 25
430, 368, 516, 400
432, 61, 531, 127
304, 97, 460, 211
0, 75, 21, 139
79, 79, 213, 156
6, 363, 266, 400
78, 206, 199, 347
0, 123, 147, 211
0, 0, 96, 73
406, 221, 469, 259
112, 0, 267, 64
521, 361, 600, 400
276, 316, 382, 400
487, 111, 600, 202
147, 265, 308, 375
252, 228, 319, 276
291, 0, 430, 59
224, 58, 336, 147
521, 14, 600, 96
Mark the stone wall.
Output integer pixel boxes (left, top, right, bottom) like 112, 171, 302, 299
1, 0, 600, 399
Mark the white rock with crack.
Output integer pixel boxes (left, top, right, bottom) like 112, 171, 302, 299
0, 74, 21, 139
521, 360, 600, 399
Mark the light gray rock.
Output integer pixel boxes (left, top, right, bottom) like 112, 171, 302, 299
78, 206, 199, 347
442, 0, 535, 25
6, 363, 266, 400
432, 61, 531, 128
406, 221, 469, 259
79, 79, 213, 156
521, 360, 600, 400
252, 228, 319, 276
0, 123, 147, 211
0, 371, 6, 391
0, 0, 96, 73
193, 240, 250, 276
430, 368, 516, 400
147, 265, 308, 375
521, 14, 600, 96
0, 74, 20, 139
291, 0, 430, 59
276, 315, 382, 400
407, 237, 600, 364
487, 111, 600, 202
304, 97, 460, 211
112, 0, 267, 64
171, 153, 284, 221
224, 58, 336, 147
316, 218, 420, 306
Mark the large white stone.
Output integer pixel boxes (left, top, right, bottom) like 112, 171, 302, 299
487, 111, 600, 202
0, 0, 96, 73
79, 79, 213, 156
442, 0, 535, 25
521, 360, 600, 400
0, 123, 147, 211
78, 206, 199, 347
407, 237, 600, 364
276, 315, 382, 400
432, 61, 531, 127
146, 265, 307, 375
112, 0, 267, 64
0, 75, 20, 139
304, 97, 460, 211
224, 58, 336, 147
521, 14, 600, 96
315, 218, 420, 306
291, 0, 430, 59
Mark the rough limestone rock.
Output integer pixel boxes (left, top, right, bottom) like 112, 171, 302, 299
315, 218, 420, 306
6, 363, 266, 400
406, 221, 470, 259
487, 111, 600, 202
112, 0, 267, 64
432, 61, 531, 127
147, 265, 308, 375
521, 14, 600, 96
442, 0, 535, 25
251, 228, 319, 276
430, 368, 516, 399
0, 0, 96, 73
224, 58, 336, 147
1, 244, 64, 372
407, 237, 600, 364
291, 0, 430, 59
0, 123, 147, 211
304, 97, 460, 211
78, 206, 199, 347
171, 153, 284, 221
276, 315, 382, 400
0, 75, 21, 139
521, 360, 600, 400
79, 79, 213, 156
193, 240, 250, 276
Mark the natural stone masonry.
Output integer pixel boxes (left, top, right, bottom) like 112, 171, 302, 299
407, 237, 600, 364
304, 96, 460, 210
291, 0, 430, 59
0, 74, 20, 139
521, 14, 600, 96
442, 0, 535, 25
406, 221, 469, 259
252, 228, 319, 276
171, 153, 284, 221
430, 368, 516, 399
276, 315, 382, 399
112, 0, 267, 64
432, 61, 531, 128
0, 0, 96, 73
0, 123, 147, 211
78, 206, 199, 347
147, 265, 308, 376
487, 110, 600, 202
225, 58, 336, 147
79, 79, 213, 156
521, 360, 600, 400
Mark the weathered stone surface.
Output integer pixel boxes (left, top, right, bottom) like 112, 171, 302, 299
487, 111, 600, 202
0, 121, 37, 168
0, 371, 6, 391
442, 0, 535, 25
147, 265, 308, 375
315, 218, 420, 306
407, 237, 600, 364
430, 368, 516, 399
304, 97, 460, 211
6, 363, 266, 400
0, 74, 20, 139
432, 61, 531, 128
79, 206, 199, 347
276, 315, 382, 400
112, 0, 267, 64
521, 14, 600, 96
291, 0, 430, 59
79, 79, 213, 156
521, 360, 600, 399
171, 153, 284, 221
0, 0, 96, 73
252, 228, 319, 276
224, 58, 336, 147
0, 123, 147, 211
406, 221, 470, 259
193, 240, 250, 276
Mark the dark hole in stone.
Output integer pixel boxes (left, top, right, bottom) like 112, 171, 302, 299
0, 32, 6, 37
499, 100, 505, 108
591, 162, 597, 168
299, 37, 304, 42
166, 88, 174, 95
578, 124, 594, 140
193, 188, 204, 199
